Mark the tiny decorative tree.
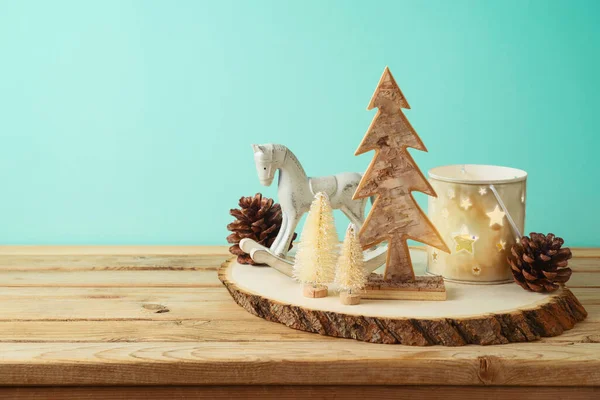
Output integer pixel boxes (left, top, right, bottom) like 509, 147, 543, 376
353, 67, 450, 300
335, 224, 366, 305
293, 192, 338, 298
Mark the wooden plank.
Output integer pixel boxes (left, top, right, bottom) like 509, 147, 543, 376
0, 257, 594, 273
0, 252, 595, 274
0, 320, 323, 342
0, 386, 597, 400
0, 246, 230, 256
566, 272, 600, 288
540, 321, 600, 343
0, 319, 597, 344
0, 250, 595, 273
0, 247, 596, 389
571, 248, 600, 258
0, 287, 596, 323
0, 255, 223, 271
0, 287, 255, 321
0, 286, 229, 300
0, 341, 599, 386
569, 258, 600, 271
0, 271, 594, 289
571, 287, 600, 304
0, 317, 597, 344
0, 244, 593, 258
0, 287, 595, 343
0, 270, 222, 287
0, 300, 250, 321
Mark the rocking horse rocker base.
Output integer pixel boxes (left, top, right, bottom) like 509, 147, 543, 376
239, 238, 389, 278
240, 238, 445, 301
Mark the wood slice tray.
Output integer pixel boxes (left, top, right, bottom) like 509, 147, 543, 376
218, 249, 587, 346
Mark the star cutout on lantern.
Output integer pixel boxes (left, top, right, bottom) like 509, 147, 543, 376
447, 189, 455, 199
486, 205, 506, 227
478, 187, 487, 196
521, 193, 525, 203
472, 265, 481, 276
432, 251, 438, 262
453, 225, 478, 254
441, 208, 449, 219
460, 197, 472, 210
496, 240, 506, 251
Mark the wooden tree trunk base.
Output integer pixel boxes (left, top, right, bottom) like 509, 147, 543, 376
303, 284, 328, 298
340, 291, 361, 305
219, 254, 587, 346
363, 273, 446, 301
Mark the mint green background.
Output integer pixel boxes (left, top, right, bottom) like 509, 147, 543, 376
0, 0, 598, 246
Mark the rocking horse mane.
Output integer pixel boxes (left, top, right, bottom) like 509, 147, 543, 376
273, 144, 306, 177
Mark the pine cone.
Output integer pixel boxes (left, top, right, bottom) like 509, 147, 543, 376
226, 193, 297, 264
507, 233, 572, 292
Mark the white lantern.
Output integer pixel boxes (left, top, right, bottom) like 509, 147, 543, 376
427, 165, 527, 284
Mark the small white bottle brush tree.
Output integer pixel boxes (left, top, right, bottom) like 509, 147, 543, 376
293, 192, 338, 298
335, 223, 366, 305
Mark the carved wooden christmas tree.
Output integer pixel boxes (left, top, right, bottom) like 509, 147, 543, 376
353, 67, 449, 300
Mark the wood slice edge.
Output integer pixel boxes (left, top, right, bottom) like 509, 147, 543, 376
218, 258, 587, 346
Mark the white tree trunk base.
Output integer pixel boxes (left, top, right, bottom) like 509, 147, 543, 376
303, 284, 328, 298
340, 291, 361, 305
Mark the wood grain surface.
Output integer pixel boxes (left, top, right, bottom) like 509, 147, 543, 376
0, 245, 598, 395
0, 386, 598, 400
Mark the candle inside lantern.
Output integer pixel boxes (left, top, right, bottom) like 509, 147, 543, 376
427, 165, 527, 284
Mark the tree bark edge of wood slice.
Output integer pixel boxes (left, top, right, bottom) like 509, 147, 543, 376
218, 258, 587, 346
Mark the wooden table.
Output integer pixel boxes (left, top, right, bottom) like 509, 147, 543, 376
0, 246, 599, 399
